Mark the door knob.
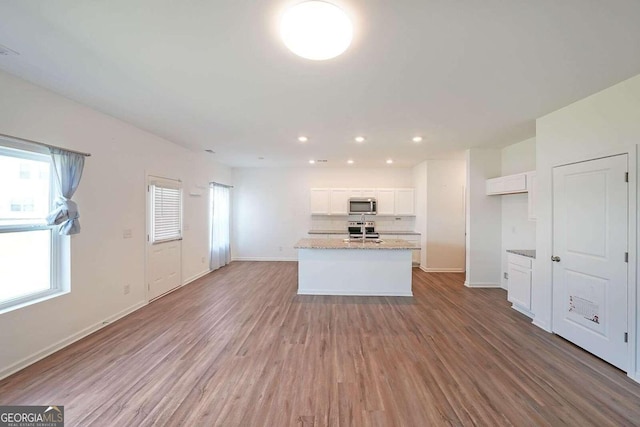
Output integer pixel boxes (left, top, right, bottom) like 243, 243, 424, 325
551, 256, 561, 262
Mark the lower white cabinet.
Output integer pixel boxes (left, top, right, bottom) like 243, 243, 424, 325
507, 253, 534, 317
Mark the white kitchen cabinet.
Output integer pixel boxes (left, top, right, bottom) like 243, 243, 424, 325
507, 253, 534, 317
330, 188, 350, 215
376, 189, 396, 215
349, 188, 376, 199
310, 187, 415, 216
394, 188, 415, 215
527, 171, 537, 221
486, 173, 527, 195
310, 188, 330, 215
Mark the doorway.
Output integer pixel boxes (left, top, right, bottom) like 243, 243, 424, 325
146, 175, 183, 301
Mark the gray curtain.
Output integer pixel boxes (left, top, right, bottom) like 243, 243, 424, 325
46, 148, 85, 235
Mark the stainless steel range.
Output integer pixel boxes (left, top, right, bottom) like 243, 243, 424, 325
347, 221, 379, 239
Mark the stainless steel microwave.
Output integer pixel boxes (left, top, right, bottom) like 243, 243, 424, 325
348, 198, 377, 215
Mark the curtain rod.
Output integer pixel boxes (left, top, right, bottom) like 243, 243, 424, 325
210, 181, 234, 188
0, 132, 92, 157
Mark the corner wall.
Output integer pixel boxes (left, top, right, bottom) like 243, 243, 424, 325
231, 167, 414, 261
536, 72, 640, 380
500, 138, 536, 289
465, 148, 502, 287
425, 159, 466, 272
0, 70, 231, 378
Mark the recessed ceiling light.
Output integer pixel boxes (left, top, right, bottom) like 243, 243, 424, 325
298, 136, 308, 142
355, 136, 365, 143
347, 159, 354, 164
309, 159, 315, 164
386, 159, 393, 164
412, 136, 423, 143
280, 1, 353, 61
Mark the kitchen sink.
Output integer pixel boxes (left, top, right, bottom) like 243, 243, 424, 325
343, 238, 384, 243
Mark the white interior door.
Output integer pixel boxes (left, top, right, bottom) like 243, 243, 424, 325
147, 176, 182, 301
552, 154, 628, 370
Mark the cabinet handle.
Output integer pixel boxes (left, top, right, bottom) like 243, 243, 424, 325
551, 256, 561, 262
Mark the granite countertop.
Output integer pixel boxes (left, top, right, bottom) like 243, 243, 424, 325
507, 249, 536, 259
308, 230, 420, 235
295, 238, 420, 250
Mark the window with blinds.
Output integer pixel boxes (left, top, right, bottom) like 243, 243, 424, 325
150, 182, 182, 244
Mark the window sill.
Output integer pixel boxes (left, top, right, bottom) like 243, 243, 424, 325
0, 289, 70, 316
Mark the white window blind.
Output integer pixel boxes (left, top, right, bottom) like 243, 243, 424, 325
151, 181, 182, 244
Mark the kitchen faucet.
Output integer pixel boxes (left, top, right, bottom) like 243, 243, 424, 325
361, 213, 366, 241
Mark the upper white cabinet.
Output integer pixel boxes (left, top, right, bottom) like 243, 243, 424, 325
310, 188, 330, 214
486, 173, 528, 195
329, 188, 350, 215
394, 188, 415, 216
310, 188, 350, 215
376, 189, 396, 215
349, 188, 376, 198
309, 187, 415, 216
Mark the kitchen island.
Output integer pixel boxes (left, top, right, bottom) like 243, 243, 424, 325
294, 238, 419, 296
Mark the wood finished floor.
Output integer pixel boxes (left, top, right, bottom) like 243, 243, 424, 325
1, 262, 640, 426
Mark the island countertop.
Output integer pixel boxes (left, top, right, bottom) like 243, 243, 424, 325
294, 238, 419, 250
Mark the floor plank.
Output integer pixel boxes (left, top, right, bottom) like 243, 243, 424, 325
1, 261, 639, 426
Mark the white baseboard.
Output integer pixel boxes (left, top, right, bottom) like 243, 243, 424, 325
0, 301, 146, 381
232, 257, 297, 262
532, 318, 552, 332
182, 269, 211, 286
510, 304, 534, 319
297, 290, 413, 297
419, 267, 465, 273
464, 281, 501, 288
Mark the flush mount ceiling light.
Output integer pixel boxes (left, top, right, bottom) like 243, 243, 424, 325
309, 159, 316, 164
412, 136, 423, 143
386, 159, 393, 164
298, 136, 309, 142
347, 159, 354, 164
280, 1, 353, 60
354, 136, 365, 143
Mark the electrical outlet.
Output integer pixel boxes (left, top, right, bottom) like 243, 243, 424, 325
278, 246, 283, 252
504, 272, 509, 280
124, 284, 130, 295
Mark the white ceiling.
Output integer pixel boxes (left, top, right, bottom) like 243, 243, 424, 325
1, 0, 640, 168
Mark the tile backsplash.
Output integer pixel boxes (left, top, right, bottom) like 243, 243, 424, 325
311, 216, 416, 232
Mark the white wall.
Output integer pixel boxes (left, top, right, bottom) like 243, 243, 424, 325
535, 72, 640, 380
231, 168, 414, 260
412, 162, 428, 268
0, 70, 231, 378
500, 138, 536, 289
425, 159, 466, 272
465, 148, 502, 287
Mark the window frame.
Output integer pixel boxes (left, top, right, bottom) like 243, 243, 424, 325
149, 179, 183, 245
0, 141, 65, 313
